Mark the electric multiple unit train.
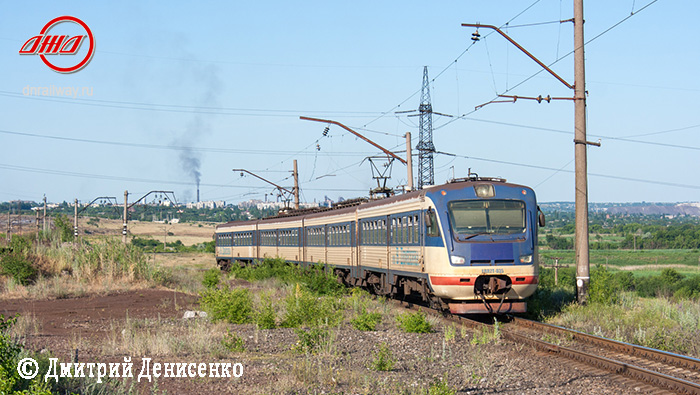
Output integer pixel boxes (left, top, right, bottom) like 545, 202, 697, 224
215, 177, 544, 314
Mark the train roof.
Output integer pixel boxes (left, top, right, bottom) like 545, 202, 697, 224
216, 177, 532, 230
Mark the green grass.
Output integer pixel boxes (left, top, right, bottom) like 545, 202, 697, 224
547, 294, 700, 358
541, 249, 700, 269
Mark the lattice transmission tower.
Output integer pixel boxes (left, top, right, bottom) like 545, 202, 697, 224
416, 66, 435, 189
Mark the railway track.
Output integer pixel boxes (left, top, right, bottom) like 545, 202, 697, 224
391, 300, 700, 394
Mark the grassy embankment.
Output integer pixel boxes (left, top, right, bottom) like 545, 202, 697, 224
530, 250, 700, 358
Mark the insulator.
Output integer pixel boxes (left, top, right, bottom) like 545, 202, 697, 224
240, 172, 244, 177
316, 144, 321, 151
471, 31, 481, 41
322, 126, 329, 136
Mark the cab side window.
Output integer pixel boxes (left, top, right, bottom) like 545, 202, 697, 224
426, 209, 440, 237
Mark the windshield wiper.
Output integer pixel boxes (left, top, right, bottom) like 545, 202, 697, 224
462, 232, 492, 240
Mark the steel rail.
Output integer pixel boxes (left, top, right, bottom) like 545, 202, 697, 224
509, 316, 700, 374
390, 300, 700, 394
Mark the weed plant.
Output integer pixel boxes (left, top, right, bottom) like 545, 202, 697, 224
199, 288, 253, 324
281, 284, 343, 328
350, 311, 382, 331
427, 373, 457, 395
202, 268, 221, 288
396, 310, 433, 333
255, 294, 277, 329
470, 320, 501, 345
367, 342, 395, 371
293, 327, 334, 354
229, 258, 345, 296
221, 330, 245, 352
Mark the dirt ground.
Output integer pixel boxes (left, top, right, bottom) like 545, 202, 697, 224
80, 218, 216, 246
0, 289, 646, 395
1, 290, 198, 358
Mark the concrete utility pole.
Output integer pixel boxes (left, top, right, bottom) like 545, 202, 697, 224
122, 190, 128, 244
405, 132, 414, 191
74, 199, 79, 241
573, 0, 590, 303
293, 160, 300, 210
17, 201, 22, 235
6, 206, 10, 243
43, 195, 47, 232
463, 1, 595, 303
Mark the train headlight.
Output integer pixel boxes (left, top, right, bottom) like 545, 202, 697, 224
450, 255, 466, 265
474, 184, 495, 198
519, 254, 533, 264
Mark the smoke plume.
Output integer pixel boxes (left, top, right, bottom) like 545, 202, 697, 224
173, 63, 222, 202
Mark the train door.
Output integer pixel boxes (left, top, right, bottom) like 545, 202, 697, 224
350, 221, 356, 275
324, 224, 328, 264
385, 215, 391, 291
255, 225, 260, 261
354, 219, 360, 280
298, 226, 303, 264
301, 220, 306, 264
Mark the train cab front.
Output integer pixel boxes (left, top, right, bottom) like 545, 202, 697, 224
425, 179, 545, 314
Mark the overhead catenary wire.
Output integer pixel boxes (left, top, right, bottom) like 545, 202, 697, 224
0, 163, 366, 193
434, 152, 700, 190
436, 0, 661, 134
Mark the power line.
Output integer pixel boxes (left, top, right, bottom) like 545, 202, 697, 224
0, 128, 373, 157
0, 90, 383, 118
0, 163, 366, 192
361, 0, 544, 130
435, 0, 662, 134
449, 118, 700, 151
435, 152, 700, 190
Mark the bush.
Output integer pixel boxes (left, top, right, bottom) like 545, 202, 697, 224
204, 240, 215, 253
255, 295, 277, 329
396, 310, 433, 333
588, 265, 620, 305
9, 235, 32, 255
281, 285, 343, 328
538, 266, 576, 290
200, 288, 253, 324
368, 342, 394, 371
53, 214, 74, 242
230, 259, 345, 296
635, 269, 700, 300
350, 311, 382, 331
151, 267, 175, 287
673, 276, 700, 300
0, 253, 36, 285
0, 315, 21, 379
202, 268, 221, 288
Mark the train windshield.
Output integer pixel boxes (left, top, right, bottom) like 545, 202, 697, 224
447, 200, 526, 236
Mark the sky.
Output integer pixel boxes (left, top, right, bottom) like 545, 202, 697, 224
1, 0, 698, 206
